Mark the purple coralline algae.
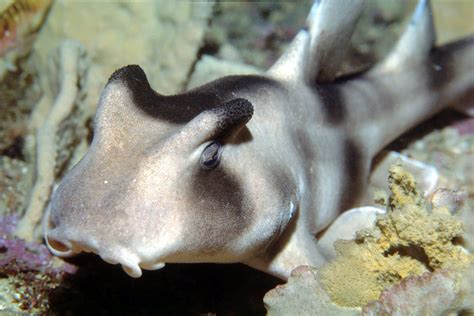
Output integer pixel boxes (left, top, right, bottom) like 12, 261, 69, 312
0, 215, 76, 312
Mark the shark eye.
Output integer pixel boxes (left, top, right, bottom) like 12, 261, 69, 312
200, 141, 222, 170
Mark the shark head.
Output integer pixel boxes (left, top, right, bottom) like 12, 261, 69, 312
44, 65, 298, 277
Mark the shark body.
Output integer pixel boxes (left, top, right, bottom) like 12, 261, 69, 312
44, 0, 473, 279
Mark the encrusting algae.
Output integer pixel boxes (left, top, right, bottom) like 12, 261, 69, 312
320, 164, 472, 307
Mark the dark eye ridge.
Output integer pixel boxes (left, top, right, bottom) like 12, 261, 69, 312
200, 141, 222, 170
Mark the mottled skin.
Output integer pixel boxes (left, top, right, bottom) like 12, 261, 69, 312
44, 0, 473, 279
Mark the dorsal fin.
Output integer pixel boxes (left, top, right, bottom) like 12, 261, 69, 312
376, 0, 436, 73
268, 0, 365, 83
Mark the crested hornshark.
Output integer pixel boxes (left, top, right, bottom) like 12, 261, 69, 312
43, 0, 474, 279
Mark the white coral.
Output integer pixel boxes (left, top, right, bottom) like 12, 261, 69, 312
15, 40, 87, 241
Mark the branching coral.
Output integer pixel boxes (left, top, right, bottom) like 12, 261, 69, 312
15, 40, 88, 241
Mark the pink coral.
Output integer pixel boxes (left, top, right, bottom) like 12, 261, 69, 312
0, 214, 76, 312
363, 269, 472, 315
0, 214, 76, 275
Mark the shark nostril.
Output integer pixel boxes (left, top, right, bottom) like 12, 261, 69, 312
44, 232, 74, 257
48, 238, 70, 253
42, 205, 74, 256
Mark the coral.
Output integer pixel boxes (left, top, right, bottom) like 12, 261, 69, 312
319, 240, 425, 307
319, 164, 472, 307
0, 0, 52, 77
363, 268, 474, 315
265, 266, 466, 315
0, 215, 50, 271
402, 125, 474, 251
15, 40, 88, 241
369, 151, 439, 202
265, 165, 472, 314
33, 1, 214, 104
0, 215, 76, 314
0, 156, 32, 216
205, 2, 310, 69
0, 65, 40, 158
264, 266, 360, 316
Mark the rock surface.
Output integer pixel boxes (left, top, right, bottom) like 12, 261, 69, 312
264, 266, 360, 316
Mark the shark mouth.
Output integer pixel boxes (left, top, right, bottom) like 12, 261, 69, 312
44, 228, 166, 278
43, 207, 165, 278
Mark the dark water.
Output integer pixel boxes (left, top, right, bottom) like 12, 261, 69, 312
50, 254, 280, 315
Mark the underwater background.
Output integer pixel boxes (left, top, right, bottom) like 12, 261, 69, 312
0, 0, 473, 314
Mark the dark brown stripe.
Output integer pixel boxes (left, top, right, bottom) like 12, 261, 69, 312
107, 65, 281, 124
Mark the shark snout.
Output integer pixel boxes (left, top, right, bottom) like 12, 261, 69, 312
44, 228, 146, 278
43, 205, 75, 257
43, 206, 164, 278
